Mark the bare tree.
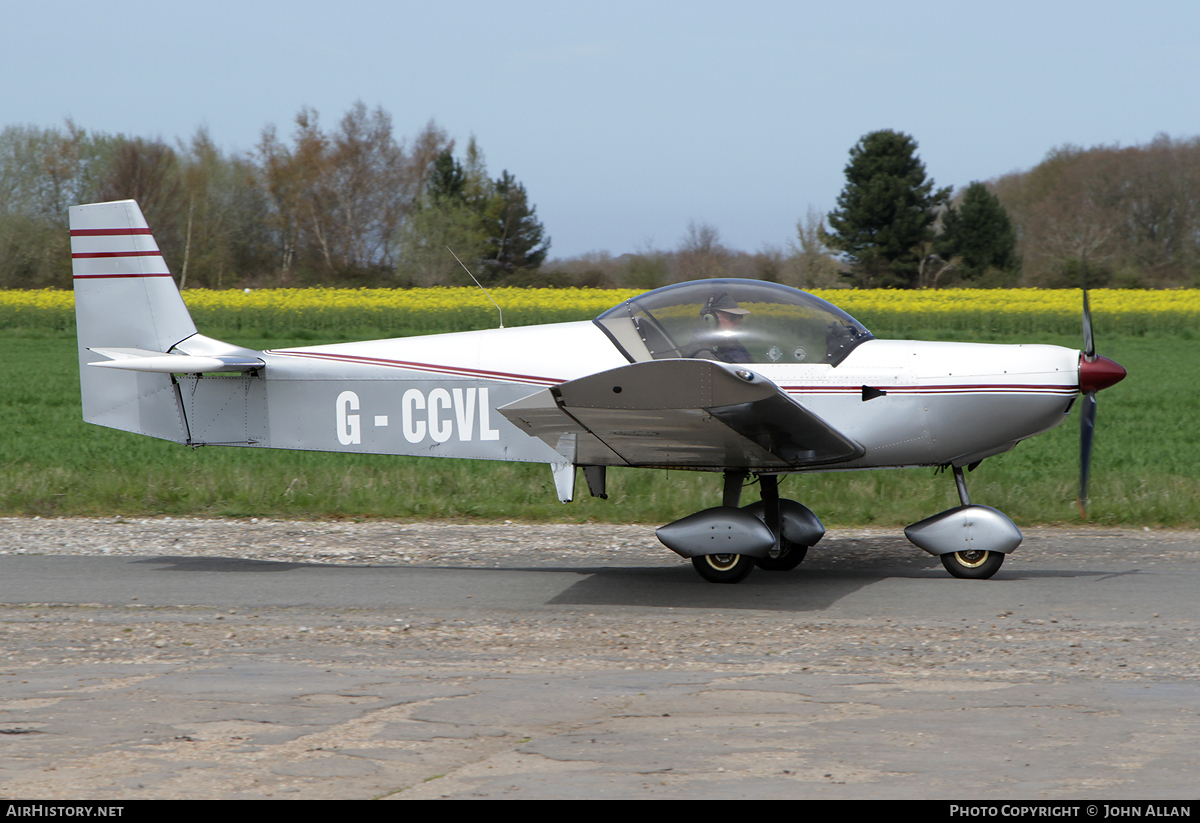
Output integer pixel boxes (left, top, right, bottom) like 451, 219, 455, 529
99, 137, 185, 271
1019, 151, 1123, 286
178, 127, 271, 288
255, 104, 442, 280
0, 122, 113, 225
321, 102, 411, 270
996, 137, 1200, 287
676, 220, 730, 280
0, 123, 119, 286
791, 206, 841, 288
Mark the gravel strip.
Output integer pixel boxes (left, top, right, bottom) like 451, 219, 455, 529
5, 516, 1198, 567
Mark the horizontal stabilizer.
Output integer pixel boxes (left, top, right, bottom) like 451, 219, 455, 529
88, 347, 264, 374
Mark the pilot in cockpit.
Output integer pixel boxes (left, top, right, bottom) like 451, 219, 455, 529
687, 292, 754, 363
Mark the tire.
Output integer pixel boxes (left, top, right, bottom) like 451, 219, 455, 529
754, 540, 808, 571
940, 550, 1004, 580
691, 553, 755, 584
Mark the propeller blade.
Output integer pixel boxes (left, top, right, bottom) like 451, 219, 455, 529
1082, 288, 1095, 362
1076, 273, 1125, 519
1078, 390, 1097, 518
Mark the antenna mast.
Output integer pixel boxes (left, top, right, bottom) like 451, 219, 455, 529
447, 246, 503, 329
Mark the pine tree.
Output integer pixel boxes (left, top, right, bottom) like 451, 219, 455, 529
826, 130, 949, 287
427, 149, 467, 203
935, 181, 1018, 279
398, 144, 548, 285
479, 171, 549, 283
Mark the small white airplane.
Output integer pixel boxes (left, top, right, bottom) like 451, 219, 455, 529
72, 200, 1126, 583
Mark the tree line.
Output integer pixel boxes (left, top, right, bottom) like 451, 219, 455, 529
821, 129, 1200, 289
2, 108, 1197, 290
0, 103, 548, 290
554, 130, 1200, 291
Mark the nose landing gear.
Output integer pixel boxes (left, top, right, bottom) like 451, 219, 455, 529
905, 466, 1021, 580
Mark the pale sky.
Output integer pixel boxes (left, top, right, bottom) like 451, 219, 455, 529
5, 0, 1199, 258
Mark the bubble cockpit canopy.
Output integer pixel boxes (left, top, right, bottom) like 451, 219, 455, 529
594, 279, 874, 367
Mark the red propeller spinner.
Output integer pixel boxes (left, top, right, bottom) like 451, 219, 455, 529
1078, 354, 1126, 393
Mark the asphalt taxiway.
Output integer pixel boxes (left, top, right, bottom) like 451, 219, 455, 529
2, 523, 1198, 799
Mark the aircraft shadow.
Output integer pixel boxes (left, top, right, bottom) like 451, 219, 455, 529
130, 556, 330, 573
545, 566, 897, 611
122, 552, 1122, 614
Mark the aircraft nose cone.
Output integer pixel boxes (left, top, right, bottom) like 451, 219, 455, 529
1079, 355, 1126, 393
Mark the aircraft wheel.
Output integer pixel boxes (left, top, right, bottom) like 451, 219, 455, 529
940, 550, 1004, 580
754, 540, 808, 571
691, 553, 755, 584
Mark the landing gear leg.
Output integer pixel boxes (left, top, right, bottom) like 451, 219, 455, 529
761, 474, 781, 542
953, 465, 970, 506
753, 474, 810, 571
723, 471, 746, 508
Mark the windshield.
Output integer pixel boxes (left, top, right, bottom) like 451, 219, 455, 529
595, 279, 874, 367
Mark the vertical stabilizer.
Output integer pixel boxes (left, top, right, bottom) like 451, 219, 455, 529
71, 200, 194, 442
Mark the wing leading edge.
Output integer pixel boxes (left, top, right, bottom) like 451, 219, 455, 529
498, 359, 863, 470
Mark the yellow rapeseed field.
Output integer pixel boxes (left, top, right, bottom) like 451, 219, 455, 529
3, 287, 1197, 337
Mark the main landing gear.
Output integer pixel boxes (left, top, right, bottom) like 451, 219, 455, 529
657, 473, 824, 584
904, 466, 1022, 580
657, 466, 1022, 584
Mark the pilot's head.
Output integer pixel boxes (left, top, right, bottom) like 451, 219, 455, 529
703, 293, 749, 331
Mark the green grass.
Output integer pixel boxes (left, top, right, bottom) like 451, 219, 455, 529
2, 330, 1196, 526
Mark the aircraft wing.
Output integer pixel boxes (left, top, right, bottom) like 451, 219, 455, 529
498, 359, 864, 470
